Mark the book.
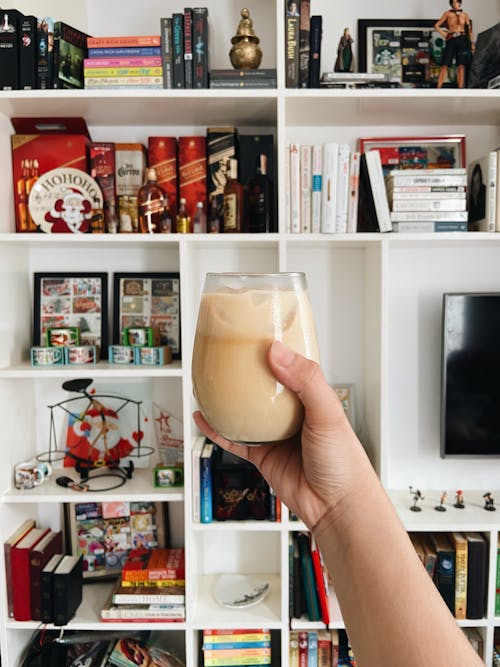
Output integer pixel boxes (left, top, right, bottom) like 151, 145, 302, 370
357, 153, 381, 233
364, 150, 392, 232
296, 532, 321, 621
84, 66, 163, 77
0, 9, 22, 90
289, 631, 299, 667
307, 631, 318, 667
308, 16, 322, 88
300, 144, 312, 232
467, 150, 497, 232
335, 143, 350, 233
391, 210, 468, 222
298, 631, 308, 665
53, 21, 89, 89
183, 8, 193, 89
101, 603, 185, 620
388, 172, 468, 188
192, 7, 208, 89
292, 531, 306, 619
285, 15, 299, 88
203, 640, 271, 650
192, 436, 205, 522
88, 46, 161, 57
311, 144, 323, 233
41, 553, 64, 624
52, 554, 83, 626
464, 532, 487, 619
11, 526, 50, 620
431, 532, 456, 615
29, 529, 63, 620
172, 13, 185, 88
310, 535, 330, 624
87, 35, 161, 48
160, 17, 173, 88
19, 14, 37, 90
209, 79, 276, 88
421, 533, 438, 578
289, 143, 301, 233
210, 68, 277, 79
200, 441, 215, 523
388, 185, 466, 194
317, 630, 332, 667
4, 518, 35, 618
392, 221, 468, 233
391, 198, 467, 211
321, 142, 339, 233
347, 151, 361, 233
85, 76, 163, 88
298, 0, 311, 88
203, 629, 271, 640
449, 532, 468, 619
84, 56, 162, 68
122, 547, 185, 582
36, 16, 54, 89
112, 583, 185, 605
390, 190, 466, 200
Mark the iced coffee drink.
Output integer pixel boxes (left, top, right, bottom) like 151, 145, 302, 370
192, 273, 319, 443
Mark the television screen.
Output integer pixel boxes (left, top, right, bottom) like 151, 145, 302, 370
441, 292, 500, 456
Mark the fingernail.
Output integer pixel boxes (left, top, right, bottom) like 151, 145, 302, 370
271, 340, 295, 367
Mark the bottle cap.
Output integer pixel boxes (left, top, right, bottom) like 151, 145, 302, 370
146, 167, 157, 180
180, 197, 186, 204
196, 201, 203, 208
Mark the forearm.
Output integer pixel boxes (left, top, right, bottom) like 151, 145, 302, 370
312, 465, 482, 667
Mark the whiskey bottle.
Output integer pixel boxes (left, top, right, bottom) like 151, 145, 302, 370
192, 201, 207, 233
208, 195, 221, 233
247, 153, 273, 233
16, 159, 31, 232
137, 167, 168, 233
159, 196, 173, 233
25, 159, 39, 231
223, 158, 245, 233
176, 197, 191, 233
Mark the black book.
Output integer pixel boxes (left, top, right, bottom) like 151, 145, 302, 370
52, 554, 83, 626
183, 7, 193, 88
210, 68, 277, 79
292, 533, 307, 618
285, 15, 299, 88
160, 17, 174, 88
52, 21, 88, 89
430, 532, 456, 615
172, 12, 185, 88
465, 532, 488, 619
298, 0, 310, 88
40, 553, 64, 624
36, 16, 54, 89
19, 14, 37, 90
356, 153, 378, 232
0, 9, 23, 90
192, 7, 208, 89
308, 15, 322, 88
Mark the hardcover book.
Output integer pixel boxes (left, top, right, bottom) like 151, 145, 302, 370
183, 7, 193, 88
19, 14, 37, 90
308, 16, 322, 88
285, 15, 299, 88
311, 143, 323, 233
192, 7, 208, 89
298, 0, 311, 88
4, 519, 35, 618
36, 16, 54, 89
467, 150, 497, 232
449, 532, 468, 619
0, 9, 22, 90
53, 21, 89, 88
321, 142, 339, 234
200, 441, 215, 523
160, 17, 174, 88
112, 582, 185, 605
87, 35, 161, 48
296, 532, 321, 621
41, 553, 64, 623
121, 547, 185, 582
172, 13, 185, 88
29, 529, 63, 620
464, 532, 487, 619
52, 554, 84, 626
431, 532, 456, 615
11, 526, 50, 620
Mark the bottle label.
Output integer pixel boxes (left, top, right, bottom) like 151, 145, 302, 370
224, 193, 237, 230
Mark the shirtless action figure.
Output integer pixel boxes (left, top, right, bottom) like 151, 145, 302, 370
434, 0, 474, 88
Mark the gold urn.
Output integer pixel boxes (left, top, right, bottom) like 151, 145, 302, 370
229, 8, 263, 69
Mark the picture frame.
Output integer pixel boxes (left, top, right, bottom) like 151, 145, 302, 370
357, 19, 457, 87
65, 500, 167, 580
359, 134, 466, 176
113, 272, 181, 360
33, 272, 108, 359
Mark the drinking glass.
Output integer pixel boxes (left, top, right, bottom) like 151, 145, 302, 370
192, 272, 319, 444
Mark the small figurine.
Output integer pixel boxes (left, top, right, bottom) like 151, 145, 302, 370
229, 8, 262, 70
454, 489, 465, 509
334, 27, 354, 73
483, 492, 496, 511
435, 491, 447, 512
409, 486, 424, 512
434, 0, 474, 88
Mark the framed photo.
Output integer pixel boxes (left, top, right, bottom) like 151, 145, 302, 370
358, 19, 457, 87
113, 273, 181, 359
65, 500, 167, 580
359, 134, 466, 176
33, 272, 108, 359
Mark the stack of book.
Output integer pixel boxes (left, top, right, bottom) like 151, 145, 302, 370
160, 8, 209, 89
289, 630, 357, 666
209, 68, 277, 89
320, 71, 396, 89
101, 547, 186, 622
84, 35, 163, 89
202, 628, 272, 666
289, 532, 330, 624
387, 168, 469, 233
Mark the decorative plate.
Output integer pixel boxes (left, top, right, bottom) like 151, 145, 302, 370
28, 167, 103, 234
213, 573, 270, 609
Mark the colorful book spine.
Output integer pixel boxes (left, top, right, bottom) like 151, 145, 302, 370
321, 142, 339, 234
310, 535, 330, 625
183, 7, 193, 88
392, 221, 468, 233
84, 66, 163, 77
307, 631, 318, 667
200, 441, 214, 523
285, 15, 299, 88
172, 13, 185, 88
84, 76, 163, 88
450, 532, 468, 619
160, 17, 174, 88
192, 437, 205, 522
192, 7, 208, 88
84, 57, 162, 68
203, 641, 271, 650
88, 47, 161, 57
310, 144, 322, 233
87, 35, 161, 48
19, 14, 37, 90
203, 630, 271, 641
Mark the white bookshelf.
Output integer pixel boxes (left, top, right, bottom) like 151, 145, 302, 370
0, 0, 499, 665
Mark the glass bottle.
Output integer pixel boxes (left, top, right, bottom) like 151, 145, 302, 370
223, 158, 245, 233
247, 153, 274, 233
16, 159, 31, 232
192, 201, 207, 233
208, 195, 221, 233
159, 195, 173, 233
176, 197, 191, 233
137, 167, 167, 233
26, 159, 40, 231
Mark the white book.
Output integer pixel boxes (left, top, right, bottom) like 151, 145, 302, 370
335, 143, 350, 233
391, 191, 466, 200
391, 199, 467, 212
311, 144, 322, 233
467, 150, 497, 232
497, 148, 500, 232
365, 150, 392, 232
391, 210, 468, 222
284, 144, 291, 233
300, 144, 312, 233
289, 143, 301, 233
389, 173, 468, 187
321, 142, 339, 233
347, 151, 361, 233
191, 436, 205, 523
390, 167, 467, 176
392, 221, 468, 233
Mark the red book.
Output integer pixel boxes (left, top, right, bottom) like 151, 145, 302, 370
298, 631, 308, 666
87, 35, 161, 48
11, 526, 50, 620
148, 136, 178, 220
310, 535, 330, 625
121, 548, 185, 583
29, 530, 63, 620
178, 135, 207, 222
4, 519, 35, 618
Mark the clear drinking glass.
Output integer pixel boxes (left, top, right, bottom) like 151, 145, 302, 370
192, 272, 319, 444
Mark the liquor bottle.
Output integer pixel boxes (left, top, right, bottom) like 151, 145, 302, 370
16, 159, 31, 232
192, 201, 207, 233
25, 159, 39, 232
159, 196, 173, 233
176, 197, 191, 233
247, 153, 273, 233
208, 195, 221, 233
137, 167, 168, 233
223, 158, 245, 233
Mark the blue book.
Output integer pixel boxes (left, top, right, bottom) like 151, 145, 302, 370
307, 631, 318, 667
200, 442, 214, 523
88, 47, 161, 57
203, 641, 271, 650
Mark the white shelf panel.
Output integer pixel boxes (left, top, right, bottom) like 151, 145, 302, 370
0, 233, 181, 247
2, 467, 184, 503
0, 361, 183, 378
192, 521, 283, 532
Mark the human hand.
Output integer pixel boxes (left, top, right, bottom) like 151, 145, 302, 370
193, 340, 372, 530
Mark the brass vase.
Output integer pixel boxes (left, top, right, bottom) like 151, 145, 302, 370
229, 8, 263, 69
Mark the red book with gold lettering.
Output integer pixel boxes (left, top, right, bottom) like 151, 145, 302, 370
178, 135, 207, 223
121, 547, 185, 583
148, 136, 178, 220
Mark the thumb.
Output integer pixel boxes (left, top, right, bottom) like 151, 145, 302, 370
267, 341, 344, 427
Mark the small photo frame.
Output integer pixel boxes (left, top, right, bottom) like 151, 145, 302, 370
113, 273, 181, 360
33, 272, 108, 359
333, 384, 355, 430
65, 500, 167, 580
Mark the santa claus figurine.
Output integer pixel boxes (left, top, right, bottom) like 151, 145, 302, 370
44, 188, 93, 233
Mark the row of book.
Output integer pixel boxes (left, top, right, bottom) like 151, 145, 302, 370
289, 630, 356, 667
289, 531, 330, 624
284, 1, 322, 88
202, 628, 272, 667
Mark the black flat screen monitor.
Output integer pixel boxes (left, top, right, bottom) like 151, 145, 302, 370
441, 292, 500, 456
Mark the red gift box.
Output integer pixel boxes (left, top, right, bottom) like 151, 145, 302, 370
148, 136, 178, 221
178, 135, 207, 224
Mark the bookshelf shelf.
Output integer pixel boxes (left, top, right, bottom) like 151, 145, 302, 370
0, 362, 183, 378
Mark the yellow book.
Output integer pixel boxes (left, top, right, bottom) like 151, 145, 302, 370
449, 532, 468, 619
84, 66, 163, 77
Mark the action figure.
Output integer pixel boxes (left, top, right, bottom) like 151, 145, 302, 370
334, 27, 355, 73
483, 492, 496, 511
435, 491, 447, 512
434, 0, 474, 88
409, 486, 424, 512
454, 489, 465, 508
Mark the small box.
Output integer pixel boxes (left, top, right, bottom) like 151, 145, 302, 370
46, 327, 80, 347
135, 346, 172, 366
108, 345, 135, 364
31, 346, 65, 366
154, 465, 184, 488
114, 143, 147, 196
123, 326, 160, 347
66, 345, 96, 365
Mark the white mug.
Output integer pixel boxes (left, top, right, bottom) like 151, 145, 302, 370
14, 460, 52, 490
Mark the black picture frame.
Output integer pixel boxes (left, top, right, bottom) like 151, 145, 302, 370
113, 272, 181, 360
33, 272, 108, 359
357, 19, 457, 87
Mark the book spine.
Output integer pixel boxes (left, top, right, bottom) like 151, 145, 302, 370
289, 144, 301, 233
321, 142, 339, 233
392, 199, 467, 211
300, 144, 312, 233
19, 15, 37, 90
453, 536, 468, 619
120, 578, 185, 587
84, 56, 162, 68
84, 76, 163, 87
317, 635, 332, 667
0, 10, 20, 90
311, 144, 322, 233
389, 185, 466, 193
172, 13, 185, 88
88, 47, 161, 57
391, 191, 466, 200
392, 221, 468, 232
203, 630, 271, 639
160, 18, 174, 88
203, 648, 271, 659
192, 438, 204, 522
36, 16, 54, 89
486, 150, 498, 232
465, 537, 486, 619
335, 143, 350, 233
204, 641, 271, 650
390, 175, 468, 187
84, 66, 163, 76
204, 658, 271, 667
434, 548, 456, 615
112, 592, 185, 604
298, 631, 308, 666
298, 0, 311, 88
192, 7, 208, 89
308, 16, 322, 88
209, 79, 276, 88
183, 8, 193, 89
285, 16, 299, 88
347, 151, 361, 233
87, 35, 161, 47
297, 532, 321, 621
310, 537, 330, 624
290, 632, 299, 667
285, 144, 291, 233
307, 631, 318, 667
210, 69, 277, 78
391, 210, 468, 222
200, 442, 214, 523
365, 150, 392, 232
